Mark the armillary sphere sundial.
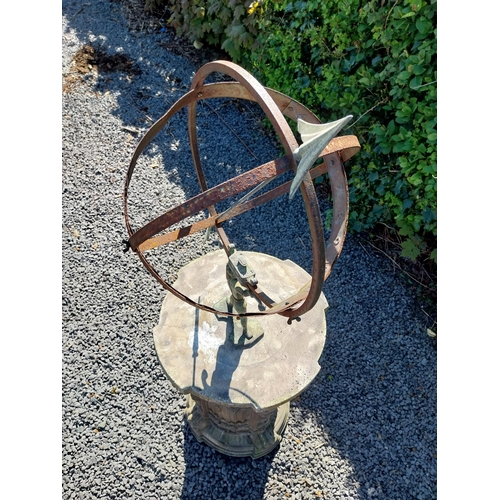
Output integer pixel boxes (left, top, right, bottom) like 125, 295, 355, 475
124, 61, 360, 459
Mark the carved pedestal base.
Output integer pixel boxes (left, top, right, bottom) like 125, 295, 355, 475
185, 394, 289, 459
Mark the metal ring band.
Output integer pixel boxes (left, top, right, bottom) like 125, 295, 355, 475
124, 62, 359, 318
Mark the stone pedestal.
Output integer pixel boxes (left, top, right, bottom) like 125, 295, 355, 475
153, 250, 328, 458
185, 395, 289, 458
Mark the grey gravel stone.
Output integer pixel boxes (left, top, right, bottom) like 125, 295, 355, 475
62, 1, 436, 498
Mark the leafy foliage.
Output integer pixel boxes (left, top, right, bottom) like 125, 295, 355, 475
145, 0, 437, 264
247, 0, 437, 263
144, 0, 264, 61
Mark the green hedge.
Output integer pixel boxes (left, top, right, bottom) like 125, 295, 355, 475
145, 0, 437, 264
144, 0, 264, 55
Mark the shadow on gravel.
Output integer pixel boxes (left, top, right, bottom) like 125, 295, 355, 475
287, 244, 437, 499
63, 0, 315, 283
180, 422, 274, 499
63, 0, 278, 209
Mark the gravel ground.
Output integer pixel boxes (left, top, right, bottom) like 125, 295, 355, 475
62, 1, 437, 498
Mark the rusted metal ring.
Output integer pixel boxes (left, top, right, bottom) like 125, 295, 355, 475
124, 61, 359, 318
188, 61, 325, 318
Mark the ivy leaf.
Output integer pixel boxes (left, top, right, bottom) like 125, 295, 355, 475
401, 239, 421, 261
402, 198, 414, 210
410, 75, 423, 88
416, 17, 431, 34
228, 23, 246, 39
413, 64, 426, 75
399, 224, 413, 236
234, 4, 245, 19
401, 103, 413, 115
393, 141, 411, 153
422, 163, 437, 175
408, 173, 423, 186
422, 207, 436, 223
207, 3, 221, 15
387, 120, 396, 136
221, 37, 238, 58
425, 118, 437, 133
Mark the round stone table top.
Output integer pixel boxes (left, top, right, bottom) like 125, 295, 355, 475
153, 250, 328, 410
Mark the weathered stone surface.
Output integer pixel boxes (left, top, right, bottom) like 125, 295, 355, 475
154, 250, 328, 408
153, 249, 328, 457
